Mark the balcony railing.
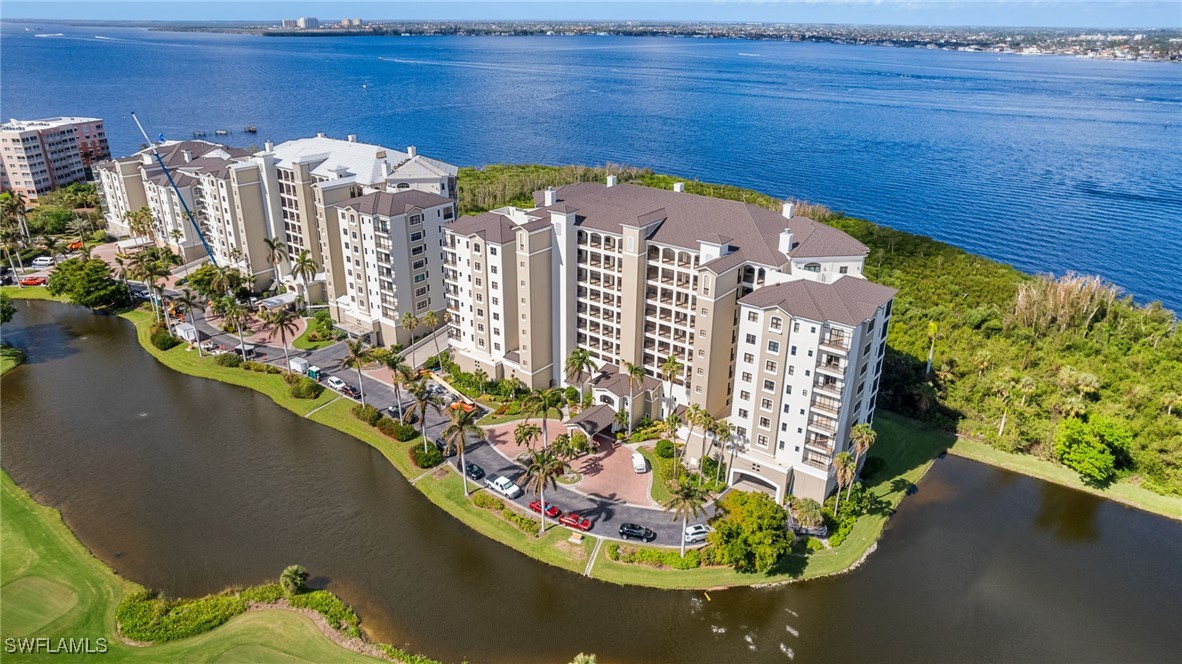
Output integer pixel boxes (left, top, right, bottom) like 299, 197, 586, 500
806, 416, 837, 434
820, 335, 850, 353
803, 454, 831, 470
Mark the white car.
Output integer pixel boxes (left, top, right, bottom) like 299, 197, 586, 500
326, 376, 348, 391
631, 452, 648, 473
485, 474, 523, 499
31, 256, 56, 268
684, 524, 712, 544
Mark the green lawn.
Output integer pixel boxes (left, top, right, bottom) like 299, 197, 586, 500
291, 321, 337, 351
637, 446, 674, 506
1, 344, 25, 376
0, 471, 381, 663
591, 411, 953, 589
949, 436, 1182, 520
476, 410, 529, 426
1, 285, 67, 302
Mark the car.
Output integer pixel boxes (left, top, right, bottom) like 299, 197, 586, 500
631, 452, 648, 473
326, 376, 361, 398
559, 512, 593, 532
31, 256, 56, 268
618, 523, 656, 542
18, 276, 47, 286
528, 499, 562, 519
684, 524, 712, 544
433, 438, 457, 457
485, 474, 523, 499
464, 462, 485, 481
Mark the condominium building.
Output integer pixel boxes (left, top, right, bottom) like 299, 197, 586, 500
0, 116, 110, 199
443, 179, 894, 503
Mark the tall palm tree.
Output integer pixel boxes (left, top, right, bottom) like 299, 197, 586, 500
112, 253, 133, 300
219, 296, 251, 356
680, 403, 707, 468
262, 236, 289, 289
564, 347, 597, 404
442, 407, 483, 495
523, 387, 565, 450
833, 451, 856, 516
342, 338, 373, 405
696, 413, 718, 488
793, 498, 824, 531
847, 423, 877, 503
407, 379, 444, 453
514, 422, 541, 450
711, 418, 734, 486
520, 447, 569, 536
173, 288, 206, 356
136, 259, 170, 326
401, 311, 419, 344
263, 307, 300, 370
664, 481, 708, 557
379, 349, 414, 421
621, 360, 645, 436
422, 310, 441, 357
290, 250, 319, 304
660, 354, 683, 417
209, 265, 242, 297
925, 321, 939, 376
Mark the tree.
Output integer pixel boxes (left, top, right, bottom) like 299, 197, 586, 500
564, 347, 597, 404
1054, 417, 1115, 486
849, 422, 878, 497
569, 654, 597, 664
342, 338, 373, 406
0, 292, 15, 325
279, 564, 308, 596
422, 310, 441, 357
290, 250, 319, 303
172, 288, 206, 356
833, 452, 855, 516
514, 422, 542, 450
520, 447, 569, 536
793, 498, 824, 531
376, 349, 414, 421
262, 236, 288, 287
681, 403, 707, 468
46, 258, 127, 310
622, 360, 646, 436
407, 379, 444, 453
925, 321, 938, 376
523, 387, 565, 449
208, 265, 243, 297
216, 296, 251, 356
705, 491, 791, 573
401, 311, 419, 343
660, 354, 683, 417
442, 406, 483, 495
710, 418, 734, 486
664, 481, 708, 557
262, 307, 300, 370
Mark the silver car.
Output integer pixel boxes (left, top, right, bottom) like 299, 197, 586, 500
684, 524, 712, 544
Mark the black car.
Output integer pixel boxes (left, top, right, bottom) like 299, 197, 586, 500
618, 523, 656, 542
433, 438, 457, 457
464, 463, 485, 481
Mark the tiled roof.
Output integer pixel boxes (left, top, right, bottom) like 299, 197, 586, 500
389, 154, 458, 179
738, 276, 896, 326
787, 217, 869, 259
336, 190, 453, 217
589, 363, 662, 398
567, 404, 616, 435
447, 212, 518, 244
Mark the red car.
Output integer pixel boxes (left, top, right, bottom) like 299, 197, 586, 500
528, 499, 562, 519
559, 512, 593, 532
18, 276, 46, 286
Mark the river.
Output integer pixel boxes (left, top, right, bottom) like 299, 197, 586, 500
1, 300, 1179, 663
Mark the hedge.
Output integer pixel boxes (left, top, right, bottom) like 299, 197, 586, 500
608, 543, 702, 570
410, 444, 443, 469
215, 353, 242, 368
654, 439, 675, 458
351, 403, 381, 426
377, 416, 418, 441
287, 375, 324, 399
150, 326, 181, 351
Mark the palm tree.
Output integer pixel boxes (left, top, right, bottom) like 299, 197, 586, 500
422, 310, 441, 357
613, 407, 629, 433
407, 379, 444, 453
209, 265, 242, 297
173, 288, 206, 355
660, 354, 683, 417
262, 307, 300, 370
664, 481, 708, 557
848, 423, 877, 503
442, 407, 483, 495
377, 349, 414, 420
514, 422, 542, 450
925, 321, 939, 376
136, 259, 170, 326
523, 387, 565, 450
711, 419, 734, 486
262, 236, 289, 288
401, 311, 419, 344
833, 451, 856, 516
342, 338, 373, 405
793, 498, 824, 531
279, 564, 308, 596
219, 297, 251, 356
520, 447, 569, 536
622, 360, 646, 436
112, 253, 133, 300
680, 403, 707, 468
290, 250, 319, 303
564, 347, 597, 404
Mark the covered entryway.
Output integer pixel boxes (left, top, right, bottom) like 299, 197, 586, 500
729, 470, 783, 503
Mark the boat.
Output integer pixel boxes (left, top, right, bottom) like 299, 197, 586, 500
244, 125, 257, 133
34, 33, 64, 38
214, 129, 230, 136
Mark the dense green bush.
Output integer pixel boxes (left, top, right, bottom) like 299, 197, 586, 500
612, 544, 702, 569
410, 444, 444, 469
287, 375, 324, 399
288, 590, 361, 638
502, 508, 540, 534
116, 589, 244, 643
351, 403, 381, 426
241, 360, 280, 374
215, 353, 242, 367
472, 493, 505, 511
149, 325, 181, 351
238, 583, 285, 605
47, 257, 127, 310
654, 439, 675, 458
377, 416, 418, 441
378, 645, 443, 664
706, 491, 792, 573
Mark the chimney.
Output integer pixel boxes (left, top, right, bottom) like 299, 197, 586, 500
382, 162, 392, 178
779, 227, 795, 255
606, 174, 617, 187
316, 132, 326, 138
407, 145, 417, 158
673, 182, 685, 193
543, 187, 557, 206
181, 150, 193, 163
264, 140, 274, 152
782, 202, 794, 218
347, 134, 357, 143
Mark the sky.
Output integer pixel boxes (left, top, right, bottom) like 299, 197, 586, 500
1, 1, 1178, 28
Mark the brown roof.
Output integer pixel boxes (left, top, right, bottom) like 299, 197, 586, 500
531, 183, 866, 266
336, 190, 452, 217
566, 404, 616, 436
589, 363, 662, 398
447, 212, 518, 244
739, 276, 896, 326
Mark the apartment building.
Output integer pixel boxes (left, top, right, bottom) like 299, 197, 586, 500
443, 179, 893, 503
0, 116, 110, 199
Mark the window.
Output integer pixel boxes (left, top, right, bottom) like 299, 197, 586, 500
696, 368, 704, 376
839, 266, 848, 274
739, 390, 750, 401
756, 434, 769, 447
410, 231, 424, 242
473, 242, 482, 253
770, 317, 782, 331
747, 311, 759, 322
761, 398, 773, 410
409, 214, 422, 225
793, 321, 800, 333
767, 340, 780, 353
746, 333, 757, 345
489, 247, 497, 255
807, 350, 814, 358
758, 418, 770, 430
474, 262, 482, 271
736, 426, 747, 437
738, 408, 749, 418
765, 360, 777, 373
475, 278, 482, 287
414, 273, 427, 283
803, 263, 821, 273
743, 353, 754, 363
790, 345, 797, 356
476, 308, 484, 317
788, 366, 795, 376
411, 245, 425, 256
763, 379, 776, 392
741, 372, 752, 382
416, 299, 428, 311
785, 385, 792, 395
700, 307, 708, 317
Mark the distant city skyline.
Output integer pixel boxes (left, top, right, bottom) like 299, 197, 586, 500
3, 1, 1179, 29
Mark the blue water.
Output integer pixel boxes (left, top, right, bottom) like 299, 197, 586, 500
3, 23, 1180, 310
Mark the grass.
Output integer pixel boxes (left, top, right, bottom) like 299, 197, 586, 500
291, 321, 337, 351
0, 471, 381, 663
1, 285, 67, 302
1, 344, 25, 376
949, 436, 1182, 520
476, 410, 529, 426
637, 446, 675, 506
591, 411, 953, 588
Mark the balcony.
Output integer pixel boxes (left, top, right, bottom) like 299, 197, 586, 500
814, 378, 844, 399
819, 334, 850, 354
806, 415, 837, 435
816, 360, 846, 378
803, 454, 831, 471
805, 435, 834, 453
811, 397, 841, 416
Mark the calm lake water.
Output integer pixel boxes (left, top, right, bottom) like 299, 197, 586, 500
2, 300, 1180, 663
1, 23, 1180, 311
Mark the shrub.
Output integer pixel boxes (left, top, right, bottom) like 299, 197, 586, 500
288, 590, 361, 638
605, 542, 621, 560
613, 545, 701, 569
215, 353, 242, 368
279, 564, 308, 595
473, 493, 504, 511
706, 491, 792, 573
503, 509, 540, 534
377, 417, 418, 441
90, 229, 115, 243
150, 325, 181, 351
654, 439, 675, 458
288, 376, 324, 399
410, 444, 443, 468
116, 589, 245, 643
239, 583, 285, 604
351, 403, 382, 426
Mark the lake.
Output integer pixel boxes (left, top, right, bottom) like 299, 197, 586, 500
2, 300, 1179, 662
1, 24, 1179, 311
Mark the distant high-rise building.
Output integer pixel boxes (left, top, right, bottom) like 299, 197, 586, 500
281, 19, 297, 28
0, 116, 109, 199
296, 17, 320, 29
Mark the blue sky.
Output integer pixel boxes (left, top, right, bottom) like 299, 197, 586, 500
2, 1, 1178, 28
